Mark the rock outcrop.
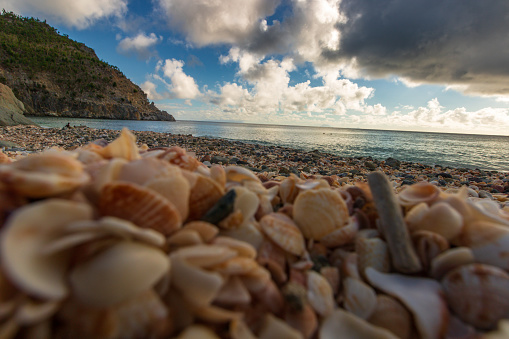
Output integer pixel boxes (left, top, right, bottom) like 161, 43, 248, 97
0, 83, 35, 126
0, 11, 175, 122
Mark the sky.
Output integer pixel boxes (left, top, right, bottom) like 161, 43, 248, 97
2, 0, 509, 135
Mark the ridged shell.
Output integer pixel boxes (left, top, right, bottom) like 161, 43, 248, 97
430, 247, 474, 280
99, 181, 182, 236
441, 263, 509, 330
411, 230, 449, 271
365, 267, 449, 339
188, 174, 225, 221
0, 151, 90, 198
259, 314, 302, 339
116, 158, 181, 185
0, 199, 93, 300
343, 277, 377, 320
279, 174, 301, 204
368, 295, 412, 339
293, 188, 349, 240
145, 175, 190, 221
398, 182, 440, 207
320, 217, 359, 248
69, 241, 170, 307
260, 213, 305, 256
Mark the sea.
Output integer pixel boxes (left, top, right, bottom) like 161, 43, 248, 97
29, 117, 509, 172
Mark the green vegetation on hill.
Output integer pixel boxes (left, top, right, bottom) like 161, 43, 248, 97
0, 10, 174, 121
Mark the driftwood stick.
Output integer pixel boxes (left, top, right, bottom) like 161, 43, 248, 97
368, 171, 422, 273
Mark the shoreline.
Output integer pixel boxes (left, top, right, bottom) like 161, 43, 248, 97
1, 124, 509, 196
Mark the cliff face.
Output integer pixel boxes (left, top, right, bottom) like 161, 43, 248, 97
0, 83, 36, 126
0, 11, 175, 121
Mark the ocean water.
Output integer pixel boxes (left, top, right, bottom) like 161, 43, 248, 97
29, 117, 509, 172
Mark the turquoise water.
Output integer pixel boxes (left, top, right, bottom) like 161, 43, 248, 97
29, 117, 509, 172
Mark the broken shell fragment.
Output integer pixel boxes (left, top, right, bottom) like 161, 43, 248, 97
69, 241, 169, 307
95, 128, 140, 161
0, 199, 93, 300
293, 188, 349, 240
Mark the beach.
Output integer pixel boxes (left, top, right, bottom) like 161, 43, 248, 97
2, 125, 508, 200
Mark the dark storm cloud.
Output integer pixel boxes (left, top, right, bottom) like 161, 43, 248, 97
326, 0, 509, 96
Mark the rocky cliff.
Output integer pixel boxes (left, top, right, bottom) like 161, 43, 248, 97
0, 11, 175, 121
0, 83, 36, 126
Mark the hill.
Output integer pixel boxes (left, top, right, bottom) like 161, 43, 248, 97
0, 11, 174, 121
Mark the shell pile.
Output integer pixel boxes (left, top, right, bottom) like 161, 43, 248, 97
0, 128, 508, 338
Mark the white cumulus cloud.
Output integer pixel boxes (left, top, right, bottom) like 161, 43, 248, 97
1, 0, 127, 29
117, 32, 162, 60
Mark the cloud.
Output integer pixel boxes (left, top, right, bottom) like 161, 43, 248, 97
156, 0, 280, 46
145, 59, 201, 100
323, 0, 509, 96
1, 0, 127, 29
117, 33, 162, 60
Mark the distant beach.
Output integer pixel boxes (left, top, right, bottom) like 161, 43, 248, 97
2, 124, 509, 199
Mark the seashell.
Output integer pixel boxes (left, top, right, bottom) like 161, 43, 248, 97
284, 302, 318, 339
212, 236, 256, 259
154, 146, 201, 171
246, 274, 284, 314
406, 202, 463, 240
368, 295, 412, 339
260, 213, 305, 256
220, 220, 265, 249
145, 175, 191, 221
225, 166, 260, 183
212, 257, 260, 275
0, 151, 90, 198
320, 216, 359, 248
116, 157, 181, 185
430, 247, 475, 280
365, 267, 449, 339
188, 173, 225, 221
213, 276, 251, 306
296, 179, 330, 191
320, 266, 340, 296
192, 303, 242, 324
69, 241, 169, 307
342, 277, 377, 320
279, 174, 302, 204
411, 230, 449, 271
484, 319, 509, 339
397, 181, 440, 207
99, 181, 182, 236
58, 289, 170, 339
452, 220, 509, 271
445, 315, 477, 339
65, 216, 166, 248
182, 221, 219, 243
259, 313, 303, 339
441, 263, 509, 330
293, 188, 349, 240
0, 199, 93, 300
176, 325, 220, 339
233, 186, 260, 226
167, 229, 203, 247
210, 165, 226, 187
257, 238, 288, 283
84, 157, 126, 202
306, 271, 334, 317
355, 229, 390, 277
320, 308, 399, 339
76, 149, 104, 164
14, 299, 60, 326
95, 128, 141, 160
229, 318, 257, 339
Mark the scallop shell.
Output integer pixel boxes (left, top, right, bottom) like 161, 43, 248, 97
0, 199, 93, 300
398, 182, 440, 207
320, 216, 359, 248
145, 175, 191, 221
306, 271, 334, 317
99, 181, 182, 236
69, 241, 170, 307
411, 230, 449, 271
260, 213, 305, 256
279, 174, 302, 204
441, 263, 509, 330
188, 173, 225, 221
342, 277, 377, 320
0, 151, 90, 198
95, 128, 141, 161
182, 221, 219, 243
293, 188, 349, 240
368, 295, 412, 339
167, 229, 203, 247
225, 166, 260, 183
365, 267, 449, 339
116, 157, 182, 185
320, 308, 399, 339
406, 202, 463, 240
